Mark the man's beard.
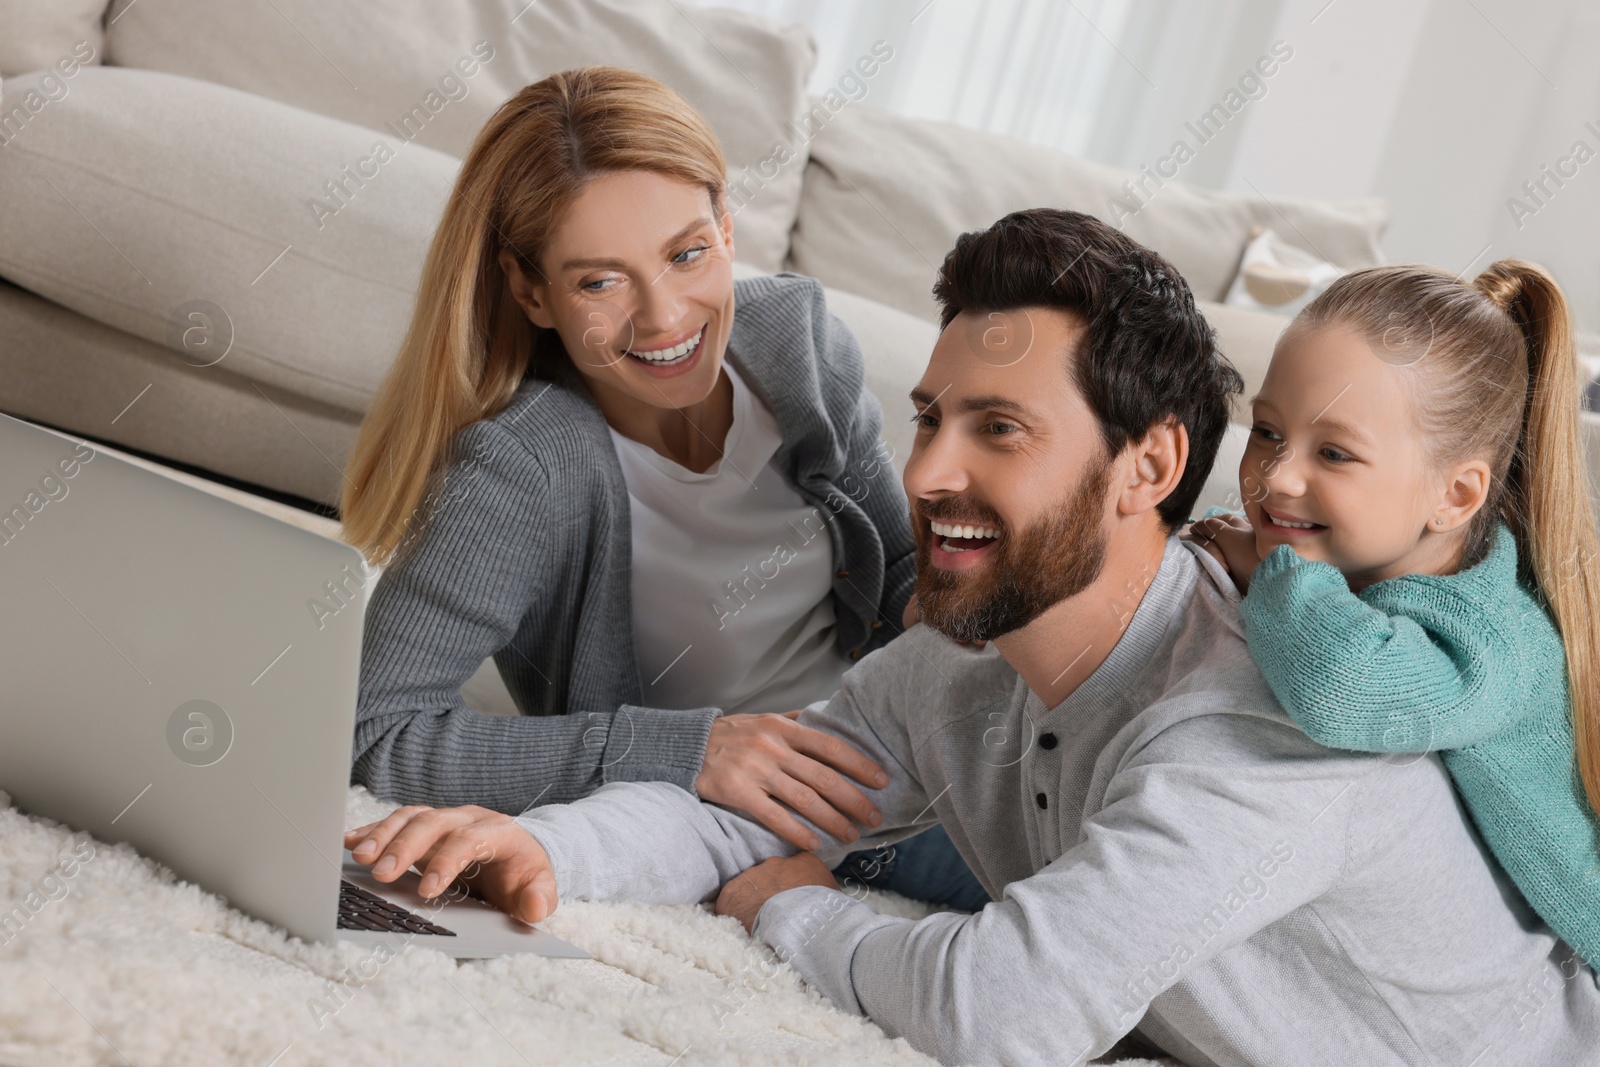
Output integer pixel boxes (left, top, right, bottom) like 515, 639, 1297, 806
914, 452, 1112, 643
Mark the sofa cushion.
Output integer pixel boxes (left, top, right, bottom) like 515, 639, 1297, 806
0, 67, 459, 412
788, 102, 1388, 321
0, 67, 940, 445
0, 0, 105, 78
1200, 300, 1289, 421
100, 0, 814, 274
724, 262, 939, 472
0, 278, 366, 510
824, 292, 1280, 465
1226, 225, 1353, 318
817, 285, 939, 468
1194, 422, 1253, 518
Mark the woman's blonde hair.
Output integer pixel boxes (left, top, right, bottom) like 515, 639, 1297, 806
339, 66, 727, 567
1294, 260, 1600, 815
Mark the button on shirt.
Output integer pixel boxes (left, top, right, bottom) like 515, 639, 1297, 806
609, 361, 856, 715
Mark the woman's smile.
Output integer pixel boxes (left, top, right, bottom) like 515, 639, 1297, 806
623, 324, 706, 374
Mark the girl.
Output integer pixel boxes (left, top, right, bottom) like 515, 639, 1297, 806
1187, 259, 1600, 967
338, 67, 987, 911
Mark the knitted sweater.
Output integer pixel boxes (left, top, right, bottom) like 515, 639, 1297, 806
351, 274, 917, 814
1239, 522, 1600, 968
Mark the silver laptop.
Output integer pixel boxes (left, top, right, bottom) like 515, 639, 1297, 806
0, 412, 587, 960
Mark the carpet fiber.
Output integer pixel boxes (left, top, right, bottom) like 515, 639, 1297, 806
0, 786, 1176, 1066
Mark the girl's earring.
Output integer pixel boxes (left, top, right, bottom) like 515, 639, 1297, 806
1434, 517, 1445, 526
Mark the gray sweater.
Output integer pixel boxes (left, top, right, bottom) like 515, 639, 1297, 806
353, 274, 916, 813
518, 538, 1600, 1066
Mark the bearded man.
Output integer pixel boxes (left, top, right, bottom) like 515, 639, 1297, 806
344, 209, 1600, 1067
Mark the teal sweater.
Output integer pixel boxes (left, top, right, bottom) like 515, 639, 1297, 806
1236, 521, 1600, 968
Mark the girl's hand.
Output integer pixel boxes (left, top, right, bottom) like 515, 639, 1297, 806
694, 711, 888, 851
902, 592, 922, 631
1180, 514, 1263, 593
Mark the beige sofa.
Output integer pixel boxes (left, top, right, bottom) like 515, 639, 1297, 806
0, 0, 1411, 523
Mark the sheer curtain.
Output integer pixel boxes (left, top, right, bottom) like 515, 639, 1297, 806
687, 0, 1599, 331
690, 0, 1286, 184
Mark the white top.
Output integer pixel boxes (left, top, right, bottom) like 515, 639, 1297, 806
608, 361, 855, 714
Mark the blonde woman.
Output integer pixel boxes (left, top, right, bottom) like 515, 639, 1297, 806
340, 67, 987, 910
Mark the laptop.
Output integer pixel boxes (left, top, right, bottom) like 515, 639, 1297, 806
0, 412, 587, 960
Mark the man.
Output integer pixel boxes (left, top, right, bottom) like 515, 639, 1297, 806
345, 210, 1600, 1065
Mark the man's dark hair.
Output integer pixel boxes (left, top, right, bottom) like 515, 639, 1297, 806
932, 208, 1243, 530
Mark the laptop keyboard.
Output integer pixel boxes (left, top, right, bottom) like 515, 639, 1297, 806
338, 878, 457, 936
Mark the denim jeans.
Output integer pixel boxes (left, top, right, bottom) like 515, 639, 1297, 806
832, 823, 991, 913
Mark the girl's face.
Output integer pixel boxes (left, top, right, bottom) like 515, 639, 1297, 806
1241, 324, 1460, 589
505, 169, 736, 414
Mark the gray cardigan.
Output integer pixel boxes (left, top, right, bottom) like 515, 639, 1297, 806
352, 274, 917, 814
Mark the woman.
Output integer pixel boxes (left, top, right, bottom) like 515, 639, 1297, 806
339, 66, 986, 910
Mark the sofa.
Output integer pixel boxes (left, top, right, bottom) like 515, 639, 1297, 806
0, 0, 1412, 515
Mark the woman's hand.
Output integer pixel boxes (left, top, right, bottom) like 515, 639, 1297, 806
695, 711, 888, 851
1180, 513, 1263, 593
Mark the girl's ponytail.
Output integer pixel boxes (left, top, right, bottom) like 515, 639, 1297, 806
1474, 260, 1600, 816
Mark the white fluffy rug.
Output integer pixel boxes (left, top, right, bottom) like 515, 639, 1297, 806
0, 786, 1175, 1067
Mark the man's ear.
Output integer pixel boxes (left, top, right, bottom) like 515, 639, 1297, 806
496, 247, 555, 329
1429, 459, 1492, 532
1118, 417, 1188, 519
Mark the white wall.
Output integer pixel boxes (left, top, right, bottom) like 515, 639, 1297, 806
1228, 0, 1600, 331
1224, 0, 1432, 201
699, 0, 1600, 331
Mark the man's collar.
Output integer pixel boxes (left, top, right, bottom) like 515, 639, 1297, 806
1027, 536, 1199, 717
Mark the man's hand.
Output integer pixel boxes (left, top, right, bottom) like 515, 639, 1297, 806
1180, 513, 1263, 593
343, 805, 559, 924
696, 711, 888, 852
715, 853, 840, 934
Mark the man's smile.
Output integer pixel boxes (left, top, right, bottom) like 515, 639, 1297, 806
927, 518, 1003, 570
